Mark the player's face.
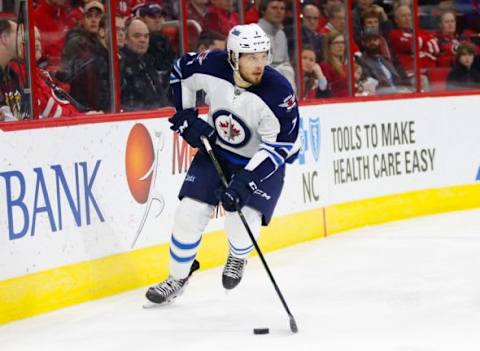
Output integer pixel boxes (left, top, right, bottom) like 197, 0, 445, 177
238, 52, 268, 85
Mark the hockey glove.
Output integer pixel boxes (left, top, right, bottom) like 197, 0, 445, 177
169, 108, 216, 149
221, 170, 260, 212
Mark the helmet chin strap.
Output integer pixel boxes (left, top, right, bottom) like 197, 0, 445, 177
233, 69, 252, 88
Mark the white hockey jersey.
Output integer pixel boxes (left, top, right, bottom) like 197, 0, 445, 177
170, 50, 301, 182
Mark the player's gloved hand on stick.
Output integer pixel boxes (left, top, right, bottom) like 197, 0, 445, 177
221, 169, 260, 212
169, 108, 216, 149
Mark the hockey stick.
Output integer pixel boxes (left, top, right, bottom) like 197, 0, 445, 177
200, 136, 298, 334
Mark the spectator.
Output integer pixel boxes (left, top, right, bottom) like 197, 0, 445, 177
196, 31, 227, 52
120, 19, 168, 111
115, 15, 126, 49
320, 31, 349, 97
354, 59, 378, 96
446, 42, 480, 90
258, 0, 296, 88
319, 3, 361, 56
352, 0, 392, 41
319, 3, 345, 35
360, 28, 409, 95
244, 0, 261, 24
360, 8, 392, 60
34, 0, 76, 67
14, 25, 82, 118
0, 19, 25, 121
204, 0, 239, 38
437, 10, 467, 67
302, 3, 324, 61
187, 0, 209, 29
389, 5, 439, 75
135, 2, 176, 74
60, 1, 109, 111
82, 0, 104, 34
301, 45, 329, 98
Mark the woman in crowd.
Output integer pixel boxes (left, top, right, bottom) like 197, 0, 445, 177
320, 31, 348, 97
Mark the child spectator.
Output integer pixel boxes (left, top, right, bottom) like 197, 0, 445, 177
354, 59, 378, 96
301, 46, 329, 99
446, 42, 480, 90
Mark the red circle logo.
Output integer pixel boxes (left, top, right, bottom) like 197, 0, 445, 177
125, 123, 154, 204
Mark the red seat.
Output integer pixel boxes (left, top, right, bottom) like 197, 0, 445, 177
160, 19, 203, 53
427, 67, 450, 92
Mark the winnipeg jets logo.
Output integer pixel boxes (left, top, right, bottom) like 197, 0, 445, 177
279, 94, 297, 112
212, 110, 251, 148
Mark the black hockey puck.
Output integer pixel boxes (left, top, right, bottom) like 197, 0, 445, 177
253, 328, 269, 335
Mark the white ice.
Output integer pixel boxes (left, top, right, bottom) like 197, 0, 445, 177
1, 209, 480, 351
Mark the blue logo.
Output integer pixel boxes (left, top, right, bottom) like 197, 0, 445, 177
476, 166, 480, 181
298, 116, 321, 165
231, 29, 241, 36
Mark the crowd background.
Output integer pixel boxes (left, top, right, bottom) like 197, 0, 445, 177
0, 0, 480, 121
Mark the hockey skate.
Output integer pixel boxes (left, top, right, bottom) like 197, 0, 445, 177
144, 259, 199, 307
222, 253, 247, 290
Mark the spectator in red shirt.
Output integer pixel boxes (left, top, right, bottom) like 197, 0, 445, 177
319, 3, 361, 56
244, 0, 261, 24
187, 0, 209, 29
319, 3, 345, 35
13, 24, 82, 118
204, 0, 239, 38
33, 0, 76, 67
388, 5, 439, 75
437, 10, 467, 67
320, 31, 349, 97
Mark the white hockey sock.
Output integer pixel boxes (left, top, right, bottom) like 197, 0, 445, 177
170, 197, 213, 279
225, 206, 262, 260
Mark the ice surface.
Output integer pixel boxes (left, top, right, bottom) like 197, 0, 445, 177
1, 209, 480, 351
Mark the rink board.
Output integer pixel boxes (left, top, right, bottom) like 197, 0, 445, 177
1, 95, 480, 324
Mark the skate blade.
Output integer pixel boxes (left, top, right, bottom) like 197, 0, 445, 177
142, 300, 172, 309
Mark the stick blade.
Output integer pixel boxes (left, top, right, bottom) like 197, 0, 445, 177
289, 316, 298, 333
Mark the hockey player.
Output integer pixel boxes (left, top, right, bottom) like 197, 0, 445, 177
145, 23, 300, 305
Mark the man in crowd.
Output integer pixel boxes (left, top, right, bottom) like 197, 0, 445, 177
60, 1, 109, 111
258, 0, 295, 88
0, 19, 24, 121
135, 3, 176, 75
120, 19, 167, 111
302, 3, 323, 61
360, 28, 409, 95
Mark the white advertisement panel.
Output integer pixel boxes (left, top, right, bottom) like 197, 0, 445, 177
1, 95, 479, 280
